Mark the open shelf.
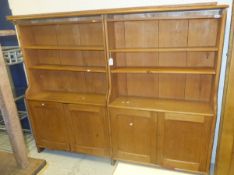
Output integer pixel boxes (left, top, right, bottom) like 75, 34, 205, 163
109, 47, 218, 53
111, 67, 215, 75
29, 65, 106, 73
23, 46, 104, 51
27, 91, 106, 106
109, 96, 213, 116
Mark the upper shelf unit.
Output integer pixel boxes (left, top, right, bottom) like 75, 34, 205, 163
17, 15, 105, 49
106, 11, 220, 50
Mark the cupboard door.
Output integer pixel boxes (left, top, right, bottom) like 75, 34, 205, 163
66, 104, 110, 157
158, 112, 212, 172
110, 108, 156, 163
28, 100, 69, 150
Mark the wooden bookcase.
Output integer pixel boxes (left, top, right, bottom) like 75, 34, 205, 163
8, 4, 228, 174
17, 15, 110, 156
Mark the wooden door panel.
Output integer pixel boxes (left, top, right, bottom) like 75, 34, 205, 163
66, 104, 109, 157
110, 108, 156, 163
28, 100, 69, 150
158, 112, 212, 172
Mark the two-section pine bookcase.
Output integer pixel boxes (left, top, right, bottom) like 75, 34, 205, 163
8, 4, 228, 174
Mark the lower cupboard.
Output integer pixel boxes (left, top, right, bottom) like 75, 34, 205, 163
28, 100, 110, 156
28, 100, 213, 173
109, 108, 213, 173
65, 104, 110, 157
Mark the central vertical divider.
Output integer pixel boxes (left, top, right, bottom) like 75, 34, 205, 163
102, 14, 113, 161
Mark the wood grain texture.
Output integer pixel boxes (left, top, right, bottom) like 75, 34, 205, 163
111, 67, 215, 74
110, 108, 156, 163
109, 47, 218, 52
10, 5, 228, 174
0, 46, 29, 168
27, 91, 106, 106
28, 101, 70, 151
29, 65, 106, 73
23, 45, 104, 50
66, 104, 110, 157
0, 151, 46, 175
109, 96, 213, 116
157, 113, 212, 172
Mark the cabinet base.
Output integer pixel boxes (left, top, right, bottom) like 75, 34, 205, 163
37, 146, 45, 153
111, 159, 117, 165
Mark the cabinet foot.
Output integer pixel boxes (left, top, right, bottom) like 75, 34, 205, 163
111, 159, 117, 165
37, 146, 45, 153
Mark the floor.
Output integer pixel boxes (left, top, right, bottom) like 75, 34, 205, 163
0, 131, 210, 175
30, 148, 194, 175
0, 151, 45, 175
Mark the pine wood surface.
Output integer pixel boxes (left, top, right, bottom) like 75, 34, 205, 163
30, 65, 106, 73
10, 4, 228, 174
23, 45, 104, 51
28, 91, 106, 106
111, 67, 215, 74
109, 47, 218, 52
109, 96, 213, 116
0, 46, 29, 168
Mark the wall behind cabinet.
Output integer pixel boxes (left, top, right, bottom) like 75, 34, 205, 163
7, 0, 233, 165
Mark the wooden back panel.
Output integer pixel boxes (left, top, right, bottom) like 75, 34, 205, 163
108, 18, 219, 49
32, 70, 107, 94
18, 20, 104, 47
112, 73, 212, 101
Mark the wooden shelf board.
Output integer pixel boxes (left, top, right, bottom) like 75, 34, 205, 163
111, 67, 215, 75
23, 45, 104, 51
27, 91, 106, 106
109, 96, 213, 116
109, 47, 218, 53
29, 65, 106, 73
